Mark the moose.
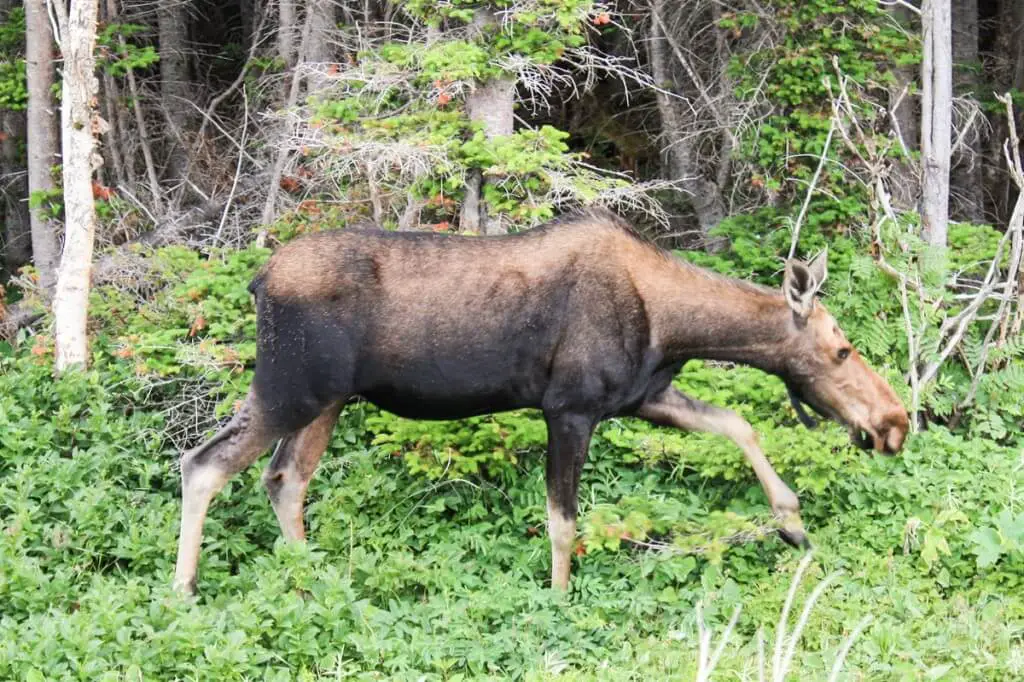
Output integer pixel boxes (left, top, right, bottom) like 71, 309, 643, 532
173, 208, 909, 594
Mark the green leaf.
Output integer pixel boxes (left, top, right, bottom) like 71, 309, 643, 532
969, 527, 1004, 568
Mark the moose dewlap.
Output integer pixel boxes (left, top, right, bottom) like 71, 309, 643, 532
173, 208, 909, 594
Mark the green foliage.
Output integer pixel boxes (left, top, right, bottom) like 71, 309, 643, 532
367, 408, 546, 480
28, 187, 63, 221
0, 7, 25, 111
314, 95, 629, 225
0, 6, 24, 53
420, 39, 495, 82
0, 57, 26, 111
727, 0, 917, 234
96, 23, 160, 76
301, 0, 622, 229
403, 0, 597, 36
2, 229, 1024, 679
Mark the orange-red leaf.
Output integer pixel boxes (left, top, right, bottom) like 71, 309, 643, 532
92, 181, 115, 201
188, 315, 206, 337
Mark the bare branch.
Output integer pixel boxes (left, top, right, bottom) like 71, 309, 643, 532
788, 117, 836, 259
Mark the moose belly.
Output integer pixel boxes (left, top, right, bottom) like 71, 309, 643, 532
356, 348, 549, 420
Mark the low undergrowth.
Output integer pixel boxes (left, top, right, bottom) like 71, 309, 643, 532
1, 232, 1023, 680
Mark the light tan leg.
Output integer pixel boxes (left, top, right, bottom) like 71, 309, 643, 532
636, 387, 808, 546
544, 413, 596, 591
262, 401, 343, 542
548, 498, 576, 591
173, 394, 283, 594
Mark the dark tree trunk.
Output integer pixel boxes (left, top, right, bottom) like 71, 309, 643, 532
2, 111, 33, 273
0, 0, 30, 273
1013, 0, 1024, 93
950, 0, 984, 222
24, 0, 60, 294
648, 0, 728, 253
886, 4, 921, 212
158, 0, 194, 191
240, 0, 255, 50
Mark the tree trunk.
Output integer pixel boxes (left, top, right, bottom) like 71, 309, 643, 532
279, 0, 298, 68
303, 0, 336, 92
240, 0, 255, 50
648, 0, 728, 253
0, 0, 28, 274
950, 0, 983, 223
306, 0, 335, 64
158, 0, 193, 191
886, 4, 920, 211
920, 0, 952, 248
51, 0, 101, 372
2, 111, 32, 272
1013, 0, 1024, 94
24, 0, 61, 294
259, 0, 317, 235
459, 9, 514, 235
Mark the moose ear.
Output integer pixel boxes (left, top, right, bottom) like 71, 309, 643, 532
806, 247, 828, 290
783, 248, 827, 318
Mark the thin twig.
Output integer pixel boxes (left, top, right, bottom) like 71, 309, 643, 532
121, 34, 164, 212
259, 2, 318, 241
826, 616, 874, 682
215, 85, 249, 244
196, 9, 272, 143
789, 117, 836, 259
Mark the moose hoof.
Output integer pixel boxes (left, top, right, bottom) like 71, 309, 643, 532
777, 528, 812, 550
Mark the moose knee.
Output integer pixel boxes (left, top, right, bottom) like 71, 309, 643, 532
720, 411, 759, 449
180, 450, 229, 499
262, 467, 286, 502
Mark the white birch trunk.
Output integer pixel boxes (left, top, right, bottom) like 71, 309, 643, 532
51, 0, 100, 372
920, 0, 952, 247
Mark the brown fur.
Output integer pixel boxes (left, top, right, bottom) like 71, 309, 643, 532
174, 208, 909, 594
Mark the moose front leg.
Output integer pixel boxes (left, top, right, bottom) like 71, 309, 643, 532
544, 412, 598, 590
635, 387, 809, 548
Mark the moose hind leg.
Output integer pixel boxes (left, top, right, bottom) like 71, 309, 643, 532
263, 401, 344, 542
544, 413, 597, 591
173, 392, 285, 594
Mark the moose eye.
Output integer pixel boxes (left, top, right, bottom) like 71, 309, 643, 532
837, 348, 851, 361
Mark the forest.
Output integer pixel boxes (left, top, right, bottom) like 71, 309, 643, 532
1, 0, 1024, 679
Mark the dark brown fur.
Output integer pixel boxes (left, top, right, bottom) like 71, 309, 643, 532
174, 209, 909, 594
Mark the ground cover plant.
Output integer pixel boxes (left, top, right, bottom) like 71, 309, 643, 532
2, 229, 1023, 680
3, 0, 1024, 678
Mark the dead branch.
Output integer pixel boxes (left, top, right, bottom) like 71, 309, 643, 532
115, 0, 163, 213
259, 1, 318, 240
788, 117, 836, 259
952, 94, 1024, 417
214, 84, 249, 244
828, 61, 1023, 426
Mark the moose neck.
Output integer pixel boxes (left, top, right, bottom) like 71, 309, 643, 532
644, 261, 796, 376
